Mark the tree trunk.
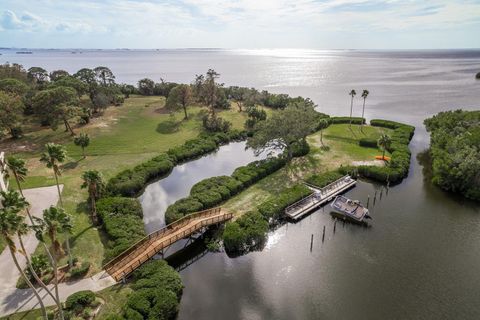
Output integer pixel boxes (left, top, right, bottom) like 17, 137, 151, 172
18, 234, 57, 302
63, 119, 75, 136
237, 102, 243, 112
53, 171, 63, 207
183, 104, 188, 120
82, 147, 86, 159
349, 97, 354, 127
382, 147, 386, 160
45, 248, 65, 320
90, 194, 98, 225
361, 98, 366, 132
320, 130, 324, 146
9, 246, 48, 320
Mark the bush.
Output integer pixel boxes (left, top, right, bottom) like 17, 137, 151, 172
257, 184, 312, 220
97, 197, 146, 261
69, 262, 90, 279
223, 211, 268, 253
121, 260, 183, 320
330, 117, 365, 125
65, 290, 95, 311
165, 197, 204, 224
306, 170, 344, 188
202, 113, 231, 133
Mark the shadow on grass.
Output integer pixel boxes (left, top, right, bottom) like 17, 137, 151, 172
62, 161, 79, 170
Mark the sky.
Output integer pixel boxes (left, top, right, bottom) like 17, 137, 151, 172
0, 0, 479, 49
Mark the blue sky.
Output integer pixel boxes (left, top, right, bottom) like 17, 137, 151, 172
0, 0, 479, 49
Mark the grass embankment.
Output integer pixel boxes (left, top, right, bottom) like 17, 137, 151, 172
4, 96, 254, 271
224, 124, 391, 216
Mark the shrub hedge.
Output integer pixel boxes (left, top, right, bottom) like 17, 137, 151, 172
165, 156, 288, 224
120, 260, 183, 320
330, 117, 365, 125
106, 130, 247, 197
65, 290, 96, 311
353, 119, 415, 183
223, 184, 312, 254
306, 171, 344, 188
358, 137, 378, 148
97, 197, 146, 261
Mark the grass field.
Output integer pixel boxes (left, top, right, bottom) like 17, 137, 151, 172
3, 96, 253, 271
224, 124, 391, 216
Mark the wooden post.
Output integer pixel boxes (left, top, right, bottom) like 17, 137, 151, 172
322, 226, 326, 242
310, 234, 314, 252
334, 219, 337, 233
367, 194, 370, 208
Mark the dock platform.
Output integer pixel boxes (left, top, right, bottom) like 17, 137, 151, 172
285, 175, 356, 221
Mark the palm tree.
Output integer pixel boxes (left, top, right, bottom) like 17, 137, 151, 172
378, 133, 392, 161
32, 217, 66, 320
81, 170, 105, 224
40, 143, 67, 207
39, 206, 72, 257
318, 118, 329, 146
73, 133, 90, 159
5, 156, 35, 223
349, 89, 356, 127
0, 200, 48, 319
361, 90, 369, 129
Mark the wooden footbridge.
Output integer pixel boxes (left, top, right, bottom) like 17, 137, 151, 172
285, 175, 357, 221
103, 207, 232, 281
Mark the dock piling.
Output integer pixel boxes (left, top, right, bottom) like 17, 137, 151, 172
310, 234, 314, 252
334, 219, 337, 233
322, 226, 326, 242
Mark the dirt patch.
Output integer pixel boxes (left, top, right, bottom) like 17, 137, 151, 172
351, 160, 386, 167
154, 107, 170, 114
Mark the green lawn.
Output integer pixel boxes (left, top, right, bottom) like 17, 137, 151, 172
4, 96, 251, 271
224, 124, 391, 216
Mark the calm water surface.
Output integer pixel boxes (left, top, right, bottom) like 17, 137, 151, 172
2, 49, 480, 319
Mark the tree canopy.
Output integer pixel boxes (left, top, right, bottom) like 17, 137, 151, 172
0, 91, 24, 138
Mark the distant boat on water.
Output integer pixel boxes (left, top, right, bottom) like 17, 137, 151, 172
16, 51, 33, 54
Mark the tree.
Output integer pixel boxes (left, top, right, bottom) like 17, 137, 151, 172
378, 133, 391, 160
74, 68, 98, 102
32, 86, 79, 135
318, 118, 329, 146
229, 86, 249, 112
165, 84, 192, 119
39, 206, 72, 256
74, 133, 90, 158
361, 89, 369, 131
0, 63, 28, 82
48, 76, 88, 98
349, 89, 356, 127
0, 91, 24, 138
204, 69, 220, 111
27, 67, 49, 86
49, 70, 70, 81
120, 84, 136, 98
0, 195, 48, 320
93, 66, 115, 86
40, 143, 67, 207
245, 105, 267, 129
0, 78, 29, 96
138, 78, 155, 96
81, 170, 105, 224
0, 191, 59, 313
247, 102, 317, 159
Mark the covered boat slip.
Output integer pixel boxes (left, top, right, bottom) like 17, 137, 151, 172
331, 195, 369, 222
285, 175, 357, 221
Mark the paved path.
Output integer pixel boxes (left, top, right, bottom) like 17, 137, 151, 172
0, 185, 117, 317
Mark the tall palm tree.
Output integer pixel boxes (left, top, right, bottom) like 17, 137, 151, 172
361, 90, 369, 132
318, 118, 329, 146
73, 132, 90, 159
81, 170, 105, 224
39, 143, 67, 207
0, 203, 48, 319
5, 156, 35, 222
0, 191, 59, 305
38, 206, 72, 257
349, 89, 356, 128
32, 218, 66, 320
378, 133, 392, 161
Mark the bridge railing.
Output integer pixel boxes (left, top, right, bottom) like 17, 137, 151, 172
111, 212, 233, 280
103, 207, 225, 275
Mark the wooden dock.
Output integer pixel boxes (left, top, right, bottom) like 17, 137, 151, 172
103, 207, 232, 282
285, 175, 356, 221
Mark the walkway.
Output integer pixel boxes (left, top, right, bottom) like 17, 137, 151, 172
104, 207, 233, 281
285, 175, 357, 220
